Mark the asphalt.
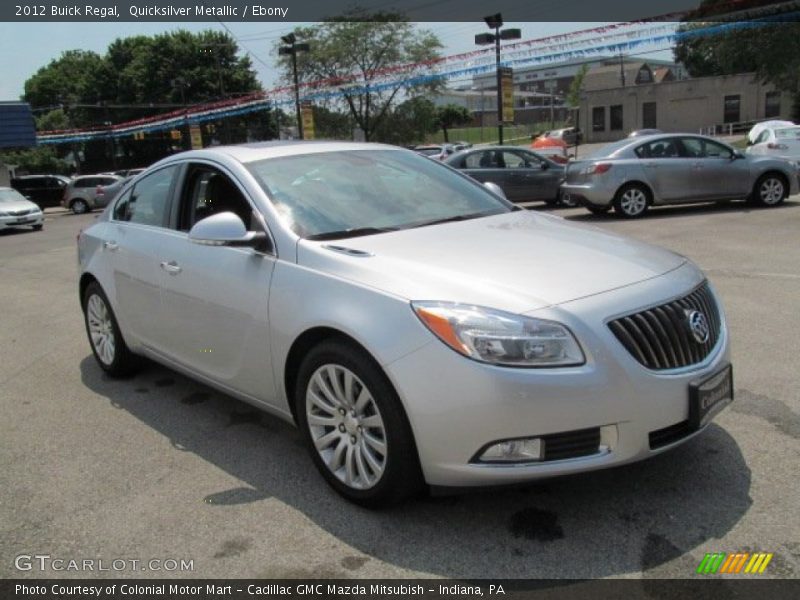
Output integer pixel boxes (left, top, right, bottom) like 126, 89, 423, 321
1, 199, 799, 580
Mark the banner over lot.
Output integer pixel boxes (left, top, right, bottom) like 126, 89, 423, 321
3, 0, 785, 23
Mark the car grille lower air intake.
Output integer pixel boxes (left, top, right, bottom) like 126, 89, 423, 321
608, 282, 721, 370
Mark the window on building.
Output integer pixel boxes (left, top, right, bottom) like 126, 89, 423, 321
610, 105, 624, 131
642, 102, 657, 129
592, 106, 605, 132
765, 91, 781, 118
724, 95, 740, 123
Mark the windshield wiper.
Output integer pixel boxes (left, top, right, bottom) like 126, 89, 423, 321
406, 211, 497, 229
306, 226, 399, 241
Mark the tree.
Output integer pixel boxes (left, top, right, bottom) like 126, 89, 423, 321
372, 96, 439, 145
35, 109, 70, 131
436, 104, 472, 142
277, 15, 442, 141
674, 1, 800, 119
0, 146, 70, 175
566, 64, 589, 108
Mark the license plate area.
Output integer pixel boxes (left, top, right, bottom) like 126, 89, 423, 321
689, 364, 733, 429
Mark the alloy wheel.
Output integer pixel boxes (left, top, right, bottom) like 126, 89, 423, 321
305, 364, 387, 490
72, 199, 88, 214
619, 188, 648, 216
86, 294, 115, 365
759, 177, 784, 205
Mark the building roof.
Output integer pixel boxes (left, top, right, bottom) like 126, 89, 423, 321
583, 62, 659, 91
0, 102, 36, 149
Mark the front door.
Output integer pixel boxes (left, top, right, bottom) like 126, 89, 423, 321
155, 163, 277, 402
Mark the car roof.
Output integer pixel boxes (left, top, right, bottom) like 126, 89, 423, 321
196, 140, 399, 164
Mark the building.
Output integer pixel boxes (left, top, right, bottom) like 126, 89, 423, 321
429, 89, 570, 127
0, 102, 37, 185
579, 72, 794, 143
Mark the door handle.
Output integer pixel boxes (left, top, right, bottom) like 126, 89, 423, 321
103, 240, 119, 251
160, 261, 182, 275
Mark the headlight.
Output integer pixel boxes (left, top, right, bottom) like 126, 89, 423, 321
411, 301, 585, 367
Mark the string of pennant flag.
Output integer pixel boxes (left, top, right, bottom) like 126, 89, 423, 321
36, 4, 800, 146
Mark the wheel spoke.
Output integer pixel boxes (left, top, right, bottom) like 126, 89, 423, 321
330, 438, 347, 471
363, 431, 386, 456
354, 387, 372, 413
326, 365, 347, 406
308, 388, 337, 414
345, 444, 356, 485
360, 440, 384, 478
354, 446, 370, 485
313, 371, 340, 409
360, 414, 383, 429
307, 412, 337, 427
314, 429, 339, 451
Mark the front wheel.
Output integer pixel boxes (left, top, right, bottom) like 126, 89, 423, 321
613, 184, 650, 218
751, 174, 787, 206
82, 281, 140, 377
32, 224, 43, 231
295, 340, 423, 507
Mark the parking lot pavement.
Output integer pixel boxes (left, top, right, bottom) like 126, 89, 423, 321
1, 201, 799, 580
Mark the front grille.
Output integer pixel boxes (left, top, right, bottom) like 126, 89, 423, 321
9, 209, 32, 216
649, 420, 692, 449
608, 282, 721, 370
542, 427, 601, 461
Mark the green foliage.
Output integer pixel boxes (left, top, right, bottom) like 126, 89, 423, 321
35, 109, 70, 131
436, 104, 472, 143
0, 146, 71, 175
372, 96, 439, 145
566, 64, 589, 108
311, 105, 354, 140
674, 2, 800, 113
23, 30, 262, 129
277, 16, 442, 141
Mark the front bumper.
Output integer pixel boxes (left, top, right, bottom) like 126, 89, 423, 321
384, 262, 731, 487
0, 213, 44, 229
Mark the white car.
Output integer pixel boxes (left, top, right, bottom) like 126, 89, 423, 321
747, 124, 800, 166
746, 119, 794, 145
0, 187, 44, 231
77, 142, 732, 506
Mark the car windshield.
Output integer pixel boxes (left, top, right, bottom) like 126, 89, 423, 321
246, 149, 512, 239
775, 127, 800, 140
0, 189, 29, 203
587, 139, 634, 158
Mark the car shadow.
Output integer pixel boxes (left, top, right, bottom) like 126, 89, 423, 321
563, 199, 799, 222
80, 356, 751, 578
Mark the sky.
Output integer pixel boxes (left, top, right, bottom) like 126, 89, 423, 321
0, 21, 673, 102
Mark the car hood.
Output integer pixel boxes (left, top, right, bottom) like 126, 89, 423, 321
0, 200, 40, 213
296, 211, 686, 314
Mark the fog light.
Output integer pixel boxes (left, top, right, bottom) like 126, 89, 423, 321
479, 438, 542, 463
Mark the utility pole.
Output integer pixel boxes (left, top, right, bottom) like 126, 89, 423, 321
279, 33, 310, 139
619, 50, 626, 87
475, 14, 520, 145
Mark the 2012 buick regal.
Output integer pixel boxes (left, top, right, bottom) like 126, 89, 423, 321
78, 142, 733, 506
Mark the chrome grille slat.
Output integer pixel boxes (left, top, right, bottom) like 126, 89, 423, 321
609, 282, 721, 370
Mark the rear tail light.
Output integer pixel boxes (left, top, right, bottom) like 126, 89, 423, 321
767, 143, 789, 150
96, 185, 104, 197
592, 163, 613, 174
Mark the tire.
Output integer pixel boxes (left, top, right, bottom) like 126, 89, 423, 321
750, 173, 787, 207
32, 224, 43, 231
586, 205, 611, 215
71, 198, 89, 214
82, 281, 140, 377
295, 339, 423, 507
613, 183, 651, 218
559, 192, 577, 207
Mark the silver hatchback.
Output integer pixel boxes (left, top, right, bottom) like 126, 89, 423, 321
561, 134, 798, 218
78, 142, 732, 506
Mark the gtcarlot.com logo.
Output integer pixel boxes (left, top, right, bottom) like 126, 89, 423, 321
697, 552, 773, 575
14, 554, 194, 572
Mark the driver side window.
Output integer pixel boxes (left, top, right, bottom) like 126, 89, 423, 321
179, 166, 253, 232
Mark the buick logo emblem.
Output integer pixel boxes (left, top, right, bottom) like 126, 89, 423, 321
686, 310, 710, 344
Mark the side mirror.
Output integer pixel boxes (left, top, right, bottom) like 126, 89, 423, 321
188, 211, 267, 249
540, 162, 549, 170
483, 181, 507, 199
732, 151, 745, 160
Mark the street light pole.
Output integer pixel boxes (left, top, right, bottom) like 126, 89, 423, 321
279, 33, 310, 140
475, 14, 520, 146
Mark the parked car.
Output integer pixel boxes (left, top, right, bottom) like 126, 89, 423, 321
11, 174, 71, 209
113, 168, 146, 178
78, 141, 733, 506
541, 127, 582, 146
62, 174, 123, 214
0, 187, 44, 231
444, 146, 565, 204
628, 128, 663, 138
414, 144, 455, 160
746, 119, 794, 145
96, 176, 134, 206
531, 136, 570, 164
746, 124, 800, 166
561, 133, 799, 218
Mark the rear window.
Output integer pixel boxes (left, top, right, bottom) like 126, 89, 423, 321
775, 127, 800, 140
586, 139, 633, 159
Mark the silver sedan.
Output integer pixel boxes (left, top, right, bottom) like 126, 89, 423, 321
561, 134, 798, 218
78, 142, 732, 506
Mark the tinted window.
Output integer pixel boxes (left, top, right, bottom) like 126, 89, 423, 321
116, 166, 176, 227
765, 91, 781, 118
465, 151, 493, 168
703, 139, 734, 159
610, 105, 623, 131
592, 106, 605, 132
179, 166, 252, 231
246, 150, 510, 239
635, 138, 681, 159
724, 95, 740, 124
74, 178, 96, 188
642, 102, 657, 129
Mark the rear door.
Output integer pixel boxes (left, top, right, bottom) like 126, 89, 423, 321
460, 150, 520, 200
680, 137, 750, 198
513, 150, 562, 202
105, 165, 179, 347
634, 137, 692, 202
